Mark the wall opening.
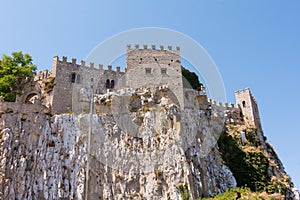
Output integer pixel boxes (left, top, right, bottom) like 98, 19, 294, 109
111, 80, 115, 88
71, 73, 76, 83
105, 79, 115, 89
242, 101, 246, 108
25, 93, 39, 104
106, 79, 110, 88
145, 68, 151, 74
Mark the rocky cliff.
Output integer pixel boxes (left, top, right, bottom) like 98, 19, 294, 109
0, 85, 298, 200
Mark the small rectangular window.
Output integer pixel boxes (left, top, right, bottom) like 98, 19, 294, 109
145, 68, 151, 74
161, 68, 167, 75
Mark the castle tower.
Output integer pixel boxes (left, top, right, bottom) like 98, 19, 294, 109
125, 44, 185, 109
51, 56, 81, 113
235, 88, 262, 132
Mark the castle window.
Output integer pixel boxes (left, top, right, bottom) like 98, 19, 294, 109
76, 75, 80, 83
25, 93, 39, 104
71, 73, 76, 83
145, 68, 152, 74
111, 80, 115, 89
161, 68, 167, 75
106, 79, 110, 88
242, 101, 246, 108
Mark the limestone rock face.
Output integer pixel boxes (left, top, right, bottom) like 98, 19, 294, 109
1, 85, 298, 200
0, 113, 86, 199
0, 87, 236, 200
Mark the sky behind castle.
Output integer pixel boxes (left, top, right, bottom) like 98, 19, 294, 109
1, 0, 299, 188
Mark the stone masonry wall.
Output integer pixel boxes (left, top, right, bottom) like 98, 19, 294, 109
125, 45, 184, 109
51, 56, 125, 114
235, 88, 262, 131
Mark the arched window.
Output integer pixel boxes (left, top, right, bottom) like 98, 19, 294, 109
242, 101, 246, 108
106, 79, 110, 88
111, 80, 115, 88
71, 73, 76, 83
25, 93, 39, 104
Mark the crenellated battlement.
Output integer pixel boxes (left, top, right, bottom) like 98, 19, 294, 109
53, 56, 125, 73
54, 55, 101, 69
126, 44, 180, 52
235, 88, 258, 103
34, 69, 52, 81
234, 88, 252, 95
235, 88, 258, 104
207, 98, 239, 109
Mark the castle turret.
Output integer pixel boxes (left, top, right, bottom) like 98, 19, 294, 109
125, 44, 184, 108
235, 88, 262, 132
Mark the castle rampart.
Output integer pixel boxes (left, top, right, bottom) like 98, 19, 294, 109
127, 44, 180, 51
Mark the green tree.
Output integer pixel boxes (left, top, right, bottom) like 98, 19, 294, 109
0, 51, 36, 101
181, 66, 203, 90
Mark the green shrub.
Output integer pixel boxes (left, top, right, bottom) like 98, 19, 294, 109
181, 67, 202, 90
217, 131, 269, 192
198, 187, 260, 200
245, 130, 261, 147
176, 183, 190, 200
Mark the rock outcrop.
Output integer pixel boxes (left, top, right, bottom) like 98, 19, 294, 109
0, 84, 298, 200
0, 86, 237, 200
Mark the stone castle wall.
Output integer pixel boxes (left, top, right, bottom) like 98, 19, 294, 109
51, 56, 125, 113
0, 45, 262, 132
126, 45, 184, 109
235, 88, 262, 131
0, 45, 273, 200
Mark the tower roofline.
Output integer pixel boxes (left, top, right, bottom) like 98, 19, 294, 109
126, 44, 180, 52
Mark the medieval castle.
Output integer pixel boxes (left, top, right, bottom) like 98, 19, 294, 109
4, 44, 296, 200
0, 44, 262, 133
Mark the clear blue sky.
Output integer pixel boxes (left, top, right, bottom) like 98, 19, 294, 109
1, 0, 299, 188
